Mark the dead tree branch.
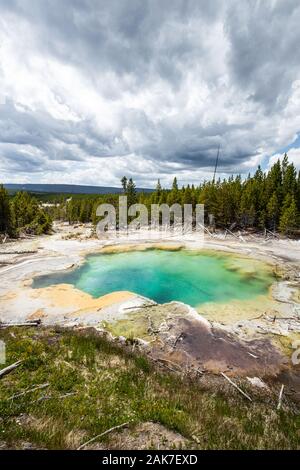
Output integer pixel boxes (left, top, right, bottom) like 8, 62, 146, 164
0, 360, 23, 379
221, 372, 252, 402
77, 421, 130, 450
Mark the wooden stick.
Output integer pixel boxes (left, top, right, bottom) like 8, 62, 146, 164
221, 372, 252, 402
251, 313, 265, 320
0, 320, 41, 328
77, 421, 130, 450
8, 383, 49, 400
156, 357, 182, 369
123, 303, 156, 310
226, 228, 240, 240
277, 384, 284, 410
269, 317, 299, 321
0, 360, 23, 379
266, 229, 280, 239
29, 391, 76, 405
172, 333, 183, 350
0, 250, 37, 255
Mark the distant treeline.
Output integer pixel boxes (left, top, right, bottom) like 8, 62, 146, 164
44, 154, 300, 236
0, 188, 52, 237
1, 154, 299, 237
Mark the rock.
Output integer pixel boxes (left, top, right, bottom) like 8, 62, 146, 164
246, 377, 269, 389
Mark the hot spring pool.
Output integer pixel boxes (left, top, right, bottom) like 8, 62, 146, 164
32, 249, 275, 308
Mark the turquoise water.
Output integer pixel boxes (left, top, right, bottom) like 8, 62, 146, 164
32, 249, 274, 307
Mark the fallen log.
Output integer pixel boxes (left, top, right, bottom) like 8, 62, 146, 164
123, 303, 156, 310
77, 421, 130, 450
225, 228, 246, 243
266, 229, 280, 239
0, 250, 38, 255
0, 360, 23, 379
0, 320, 41, 328
221, 372, 252, 402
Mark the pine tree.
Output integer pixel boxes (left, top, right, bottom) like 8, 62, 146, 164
183, 184, 192, 205
126, 178, 137, 207
240, 181, 256, 227
121, 176, 128, 193
167, 177, 179, 206
282, 162, 297, 199
266, 192, 279, 231
172, 177, 178, 191
79, 200, 90, 223
0, 184, 13, 235
266, 159, 282, 203
151, 179, 162, 204
279, 197, 299, 235
9, 191, 52, 235
281, 153, 289, 179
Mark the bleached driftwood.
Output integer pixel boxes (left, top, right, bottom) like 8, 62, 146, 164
77, 421, 130, 450
0, 320, 41, 328
221, 372, 252, 402
197, 224, 215, 238
0, 250, 37, 255
265, 229, 280, 239
8, 383, 49, 400
0, 360, 23, 379
123, 303, 156, 310
29, 391, 76, 405
225, 228, 246, 243
277, 384, 285, 410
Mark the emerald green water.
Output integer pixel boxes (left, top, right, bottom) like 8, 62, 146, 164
32, 249, 274, 307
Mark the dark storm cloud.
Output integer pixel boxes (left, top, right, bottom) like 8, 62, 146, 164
225, 0, 300, 111
0, 0, 222, 89
0, 100, 128, 165
0, 0, 299, 183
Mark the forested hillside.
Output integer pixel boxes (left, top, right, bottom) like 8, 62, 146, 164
52, 155, 300, 236
1, 154, 299, 238
0, 187, 52, 237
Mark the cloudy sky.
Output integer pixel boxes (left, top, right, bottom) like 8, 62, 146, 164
0, 0, 300, 188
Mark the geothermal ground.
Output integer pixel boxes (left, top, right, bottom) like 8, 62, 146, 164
1, 222, 300, 399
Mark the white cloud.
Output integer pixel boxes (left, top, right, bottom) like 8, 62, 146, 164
268, 148, 300, 171
0, 0, 299, 187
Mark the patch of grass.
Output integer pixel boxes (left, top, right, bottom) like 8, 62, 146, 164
134, 355, 152, 373
0, 326, 299, 450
